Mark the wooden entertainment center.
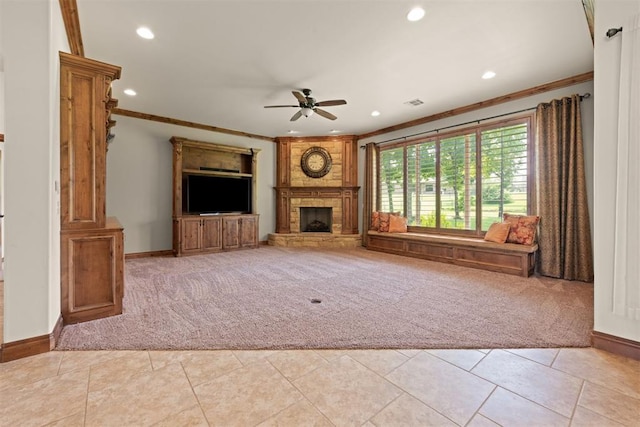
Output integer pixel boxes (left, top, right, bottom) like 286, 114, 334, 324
170, 137, 260, 256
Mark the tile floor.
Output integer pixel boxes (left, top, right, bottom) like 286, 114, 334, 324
0, 347, 638, 426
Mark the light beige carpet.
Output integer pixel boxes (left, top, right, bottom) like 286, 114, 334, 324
56, 246, 594, 350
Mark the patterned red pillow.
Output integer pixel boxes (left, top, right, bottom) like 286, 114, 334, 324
503, 213, 540, 245
378, 212, 392, 232
371, 211, 400, 231
371, 211, 380, 230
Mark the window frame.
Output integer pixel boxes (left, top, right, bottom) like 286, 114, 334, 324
377, 113, 535, 237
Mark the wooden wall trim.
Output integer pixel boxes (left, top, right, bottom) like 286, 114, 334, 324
357, 72, 594, 140
59, 0, 84, 56
0, 316, 63, 363
591, 331, 640, 361
581, 0, 595, 45
125, 250, 173, 260
112, 108, 276, 143
0, 133, 4, 142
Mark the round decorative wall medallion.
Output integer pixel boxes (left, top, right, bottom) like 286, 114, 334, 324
301, 146, 332, 178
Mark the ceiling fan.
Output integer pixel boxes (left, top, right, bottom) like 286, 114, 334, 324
264, 89, 347, 121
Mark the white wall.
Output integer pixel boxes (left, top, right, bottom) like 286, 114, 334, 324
0, 0, 4, 134
593, 0, 640, 342
357, 81, 595, 239
0, 1, 5, 264
106, 117, 276, 254
2, 0, 68, 342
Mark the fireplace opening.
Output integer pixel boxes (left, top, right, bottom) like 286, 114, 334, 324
300, 207, 332, 233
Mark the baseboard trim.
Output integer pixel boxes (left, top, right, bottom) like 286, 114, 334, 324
591, 331, 640, 361
125, 250, 173, 260
0, 315, 63, 363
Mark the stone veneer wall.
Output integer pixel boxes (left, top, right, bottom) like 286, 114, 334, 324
289, 139, 344, 188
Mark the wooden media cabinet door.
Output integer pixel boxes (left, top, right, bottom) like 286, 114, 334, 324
180, 217, 203, 253
239, 215, 258, 248
202, 217, 222, 250
222, 217, 240, 249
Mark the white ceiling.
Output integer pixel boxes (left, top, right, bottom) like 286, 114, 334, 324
76, 0, 594, 139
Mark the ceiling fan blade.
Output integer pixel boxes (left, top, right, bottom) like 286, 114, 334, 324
264, 105, 298, 108
314, 108, 337, 121
290, 110, 302, 121
292, 91, 306, 104
315, 99, 347, 107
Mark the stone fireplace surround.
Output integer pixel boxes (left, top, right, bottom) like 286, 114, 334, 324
268, 136, 361, 248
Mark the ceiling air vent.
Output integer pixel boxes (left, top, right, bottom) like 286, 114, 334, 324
404, 98, 424, 106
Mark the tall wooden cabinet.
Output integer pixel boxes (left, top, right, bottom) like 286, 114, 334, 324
170, 137, 260, 256
60, 52, 124, 324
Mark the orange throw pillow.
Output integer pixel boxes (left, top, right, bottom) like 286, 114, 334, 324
388, 214, 408, 233
484, 222, 511, 243
503, 213, 540, 245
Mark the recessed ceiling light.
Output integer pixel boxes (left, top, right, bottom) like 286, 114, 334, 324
287, 130, 299, 134
371, 110, 381, 117
330, 129, 341, 133
482, 71, 496, 79
124, 89, 137, 96
407, 7, 425, 22
136, 27, 154, 40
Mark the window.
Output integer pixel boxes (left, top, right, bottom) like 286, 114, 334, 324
378, 116, 532, 235
380, 147, 404, 214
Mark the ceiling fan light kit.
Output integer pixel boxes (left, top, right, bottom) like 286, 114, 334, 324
265, 89, 347, 122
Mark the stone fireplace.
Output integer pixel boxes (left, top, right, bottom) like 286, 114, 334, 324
268, 135, 361, 247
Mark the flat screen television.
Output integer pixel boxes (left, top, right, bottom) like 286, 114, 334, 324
184, 174, 252, 214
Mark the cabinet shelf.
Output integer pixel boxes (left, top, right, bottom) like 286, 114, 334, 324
182, 168, 253, 178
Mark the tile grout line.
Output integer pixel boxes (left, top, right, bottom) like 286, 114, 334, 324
177, 357, 212, 427
465, 384, 498, 427
569, 380, 587, 422
375, 352, 473, 426
468, 350, 580, 421
83, 363, 92, 427
269, 356, 337, 426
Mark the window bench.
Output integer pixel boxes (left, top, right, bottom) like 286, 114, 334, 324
366, 230, 538, 277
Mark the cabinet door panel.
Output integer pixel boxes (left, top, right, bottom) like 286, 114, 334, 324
61, 226, 123, 324
60, 66, 106, 229
240, 216, 258, 247
223, 218, 240, 249
181, 218, 202, 252
202, 217, 222, 250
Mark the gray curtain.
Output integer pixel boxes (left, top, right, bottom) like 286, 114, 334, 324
536, 95, 593, 281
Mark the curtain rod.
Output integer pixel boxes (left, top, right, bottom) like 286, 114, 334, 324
366, 92, 591, 147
